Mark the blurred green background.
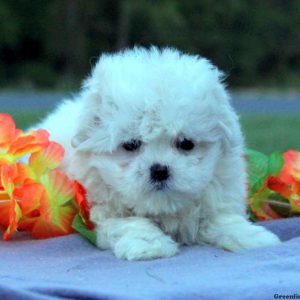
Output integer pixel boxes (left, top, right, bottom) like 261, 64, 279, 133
0, 0, 300, 155
0, 0, 299, 89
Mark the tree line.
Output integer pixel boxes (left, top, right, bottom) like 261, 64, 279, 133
0, 0, 299, 89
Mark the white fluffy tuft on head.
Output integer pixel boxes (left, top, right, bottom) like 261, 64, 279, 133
35, 47, 280, 260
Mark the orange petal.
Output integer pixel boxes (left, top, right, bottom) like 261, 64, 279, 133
18, 215, 38, 231
3, 197, 22, 240
9, 130, 50, 159
28, 129, 50, 144
279, 150, 300, 183
37, 170, 77, 235
40, 170, 75, 207
13, 183, 44, 215
0, 113, 21, 146
0, 164, 17, 197
290, 177, 300, 196
0, 188, 8, 200
74, 180, 95, 230
31, 206, 76, 239
0, 198, 11, 228
14, 163, 36, 184
0, 154, 16, 164
294, 199, 300, 207
267, 176, 292, 199
29, 142, 64, 178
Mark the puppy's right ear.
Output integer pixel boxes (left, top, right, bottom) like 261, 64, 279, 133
71, 132, 88, 148
71, 91, 102, 150
71, 115, 101, 149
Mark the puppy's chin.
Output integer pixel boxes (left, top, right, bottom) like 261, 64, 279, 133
118, 182, 205, 216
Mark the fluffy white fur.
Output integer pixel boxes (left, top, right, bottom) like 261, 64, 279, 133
34, 47, 280, 260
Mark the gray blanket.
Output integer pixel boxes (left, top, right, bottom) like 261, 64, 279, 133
1, 218, 300, 300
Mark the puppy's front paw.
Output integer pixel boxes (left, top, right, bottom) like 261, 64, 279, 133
219, 225, 281, 252
113, 234, 179, 261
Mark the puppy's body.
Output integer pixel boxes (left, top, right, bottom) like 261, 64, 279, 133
35, 48, 280, 260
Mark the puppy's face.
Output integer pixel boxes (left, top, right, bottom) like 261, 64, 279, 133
74, 48, 239, 215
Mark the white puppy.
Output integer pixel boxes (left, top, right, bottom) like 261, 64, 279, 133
35, 47, 280, 260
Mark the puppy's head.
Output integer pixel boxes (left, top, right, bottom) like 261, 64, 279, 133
72, 47, 243, 215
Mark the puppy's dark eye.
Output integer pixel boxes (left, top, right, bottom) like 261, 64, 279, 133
176, 138, 194, 151
122, 139, 142, 151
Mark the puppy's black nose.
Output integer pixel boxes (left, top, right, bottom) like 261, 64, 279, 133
150, 164, 170, 182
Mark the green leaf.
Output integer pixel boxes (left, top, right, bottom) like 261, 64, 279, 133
72, 214, 97, 246
252, 177, 266, 194
246, 149, 269, 193
249, 187, 272, 220
268, 152, 284, 176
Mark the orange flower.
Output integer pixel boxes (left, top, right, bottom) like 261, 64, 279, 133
248, 149, 300, 221
14, 175, 76, 239
278, 150, 300, 184
9, 129, 50, 159
0, 164, 25, 240
3, 197, 22, 240
74, 180, 95, 230
248, 187, 282, 221
0, 166, 79, 239
0, 113, 22, 146
0, 113, 93, 240
267, 176, 292, 199
267, 176, 300, 213
0, 113, 49, 164
29, 141, 64, 179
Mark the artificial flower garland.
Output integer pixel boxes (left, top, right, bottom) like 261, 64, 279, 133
0, 113, 299, 242
0, 113, 93, 240
247, 149, 300, 220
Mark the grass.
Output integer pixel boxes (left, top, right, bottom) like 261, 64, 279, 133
3, 110, 50, 130
4, 110, 300, 155
240, 115, 300, 154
